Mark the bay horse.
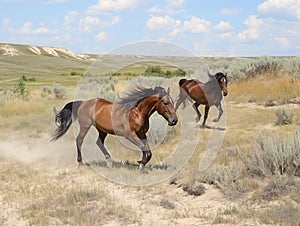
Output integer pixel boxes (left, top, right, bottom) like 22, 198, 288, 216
175, 72, 228, 127
51, 86, 178, 168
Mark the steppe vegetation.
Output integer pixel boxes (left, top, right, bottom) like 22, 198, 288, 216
0, 44, 299, 225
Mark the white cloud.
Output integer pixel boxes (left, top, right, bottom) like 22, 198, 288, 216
20, 22, 32, 34
95, 32, 108, 41
238, 15, 263, 41
87, 0, 139, 13
64, 11, 79, 25
183, 16, 211, 33
32, 26, 52, 34
147, 0, 185, 15
80, 16, 101, 32
217, 32, 234, 39
147, 15, 180, 30
110, 16, 121, 26
79, 16, 120, 32
146, 15, 212, 37
214, 21, 233, 31
258, 0, 300, 20
167, 0, 185, 7
147, 6, 163, 14
274, 37, 291, 49
10, 22, 56, 35
2, 18, 12, 26
244, 15, 263, 28
220, 8, 240, 16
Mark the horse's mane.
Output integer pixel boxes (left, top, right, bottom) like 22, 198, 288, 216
117, 85, 167, 112
204, 72, 226, 85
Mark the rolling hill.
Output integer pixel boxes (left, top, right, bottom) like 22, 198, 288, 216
0, 43, 97, 78
0, 43, 96, 60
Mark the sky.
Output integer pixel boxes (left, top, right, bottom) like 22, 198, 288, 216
1, 0, 300, 56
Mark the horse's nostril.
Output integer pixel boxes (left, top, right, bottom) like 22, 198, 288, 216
171, 119, 178, 125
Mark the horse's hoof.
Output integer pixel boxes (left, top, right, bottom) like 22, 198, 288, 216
106, 158, 113, 168
213, 119, 219, 122
138, 163, 145, 170
78, 162, 84, 168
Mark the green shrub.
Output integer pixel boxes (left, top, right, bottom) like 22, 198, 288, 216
21, 75, 36, 82
13, 80, 29, 99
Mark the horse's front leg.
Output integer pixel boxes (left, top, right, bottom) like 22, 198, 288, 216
137, 135, 152, 168
125, 132, 151, 168
213, 104, 224, 122
202, 105, 210, 127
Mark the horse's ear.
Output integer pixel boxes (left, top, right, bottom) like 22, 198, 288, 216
167, 87, 170, 94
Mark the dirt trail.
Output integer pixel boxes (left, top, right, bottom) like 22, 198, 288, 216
0, 132, 238, 225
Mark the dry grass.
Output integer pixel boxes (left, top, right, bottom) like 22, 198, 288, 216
228, 73, 300, 104
1, 69, 300, 225
0, 157, 136, 225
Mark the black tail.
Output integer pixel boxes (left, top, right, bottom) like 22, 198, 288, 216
51, 101, 83, 142
179, 78, 187, 87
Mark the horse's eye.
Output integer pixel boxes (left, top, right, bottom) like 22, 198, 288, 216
164, 102, 168, 106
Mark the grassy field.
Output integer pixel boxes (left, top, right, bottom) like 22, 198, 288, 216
0, 50, 300, 225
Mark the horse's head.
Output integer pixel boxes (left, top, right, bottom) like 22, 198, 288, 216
215, 72, 228, 96
155, 87, 178, 126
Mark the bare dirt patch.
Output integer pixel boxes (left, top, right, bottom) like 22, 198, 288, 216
0, 132, 241, 225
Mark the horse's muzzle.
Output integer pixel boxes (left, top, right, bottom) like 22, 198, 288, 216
168, 118, 178, 126
223, 91, 228, 96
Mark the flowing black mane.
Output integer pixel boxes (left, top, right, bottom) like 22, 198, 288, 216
118, 86, 167, 112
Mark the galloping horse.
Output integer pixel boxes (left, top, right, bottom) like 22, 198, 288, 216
175, 72, 228, 127
52, 86, 178, 167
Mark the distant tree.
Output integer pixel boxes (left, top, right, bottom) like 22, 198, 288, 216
173, 68, 186, 77
145, 65, 162, 76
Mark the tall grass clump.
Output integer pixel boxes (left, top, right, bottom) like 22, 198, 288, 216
275, 108, 293, 125
53, 83, 66, 99
41, 83, 67, 99
241, 129, 300, 177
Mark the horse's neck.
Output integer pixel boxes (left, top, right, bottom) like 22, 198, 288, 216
206, 78, 220, 89
137, 95, 160, 118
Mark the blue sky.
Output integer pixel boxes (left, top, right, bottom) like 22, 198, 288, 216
1, 0, 300, 56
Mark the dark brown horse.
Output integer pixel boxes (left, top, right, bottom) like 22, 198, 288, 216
52, 86, 178, 167
175, 72, 228, 127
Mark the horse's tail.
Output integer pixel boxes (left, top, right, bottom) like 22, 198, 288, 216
175, 78, 190, 110
51, 100, 83, 142
179, 78, 187, 87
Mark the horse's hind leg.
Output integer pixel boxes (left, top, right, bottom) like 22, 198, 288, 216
96, 130, 112, 167
175, 89, 188, 111
192, 102, 201, 122
76, 122, 91, 166
213, 104, 224, 122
